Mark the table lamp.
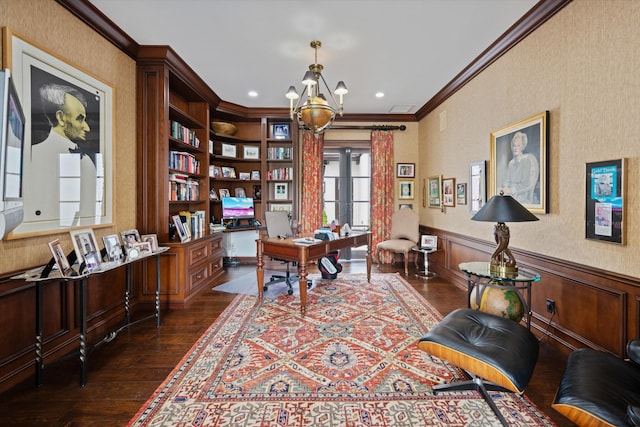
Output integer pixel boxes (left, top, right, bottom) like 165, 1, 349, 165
471, 191, 538, 278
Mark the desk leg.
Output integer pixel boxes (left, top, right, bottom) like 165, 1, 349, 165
366, 234, 372, 282
35, 281, 43, 387
79, 277, 87, 387
256, 240, 264, 298
155, 254, 161, 328
299, 247, 308, 315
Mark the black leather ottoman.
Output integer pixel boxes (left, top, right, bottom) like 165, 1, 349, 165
418, 308, 539, 426
553, 341, 640, 427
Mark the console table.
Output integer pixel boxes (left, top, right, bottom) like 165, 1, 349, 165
17, 247, 168, 387
459, 261, 540, 329
256, 232, 372, 314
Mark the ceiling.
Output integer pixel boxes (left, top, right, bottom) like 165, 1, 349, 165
88, 0, 539, 116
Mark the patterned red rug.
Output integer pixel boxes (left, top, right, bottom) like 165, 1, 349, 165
128, 273, 556, 426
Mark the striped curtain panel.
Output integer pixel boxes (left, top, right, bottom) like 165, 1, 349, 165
299, 131, 324, 234
371, 130, 394, 263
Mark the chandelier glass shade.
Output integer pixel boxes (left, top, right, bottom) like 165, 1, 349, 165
286, 41, 347, 134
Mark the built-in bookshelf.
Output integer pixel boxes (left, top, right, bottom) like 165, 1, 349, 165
209, 116, 298, 224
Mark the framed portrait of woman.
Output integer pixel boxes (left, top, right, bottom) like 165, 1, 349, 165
490, 111, 549, 214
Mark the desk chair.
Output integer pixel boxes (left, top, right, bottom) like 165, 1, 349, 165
264, 211, 298, 295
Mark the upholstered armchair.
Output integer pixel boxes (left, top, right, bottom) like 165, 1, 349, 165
376, 208, 420, 275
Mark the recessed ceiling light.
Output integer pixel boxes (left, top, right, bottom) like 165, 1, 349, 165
375, 92, 384, 98
248, 91, 258, 97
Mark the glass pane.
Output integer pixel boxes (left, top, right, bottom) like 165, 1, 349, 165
352, 201, 370, 229
351, 152, 370, 177
352, 177, 370, 202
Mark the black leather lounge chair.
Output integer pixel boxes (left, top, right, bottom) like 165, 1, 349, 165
419, 308, 539, 427
553, 339, 640, 427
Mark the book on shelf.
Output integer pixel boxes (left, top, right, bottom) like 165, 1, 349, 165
170, 120, 200, 148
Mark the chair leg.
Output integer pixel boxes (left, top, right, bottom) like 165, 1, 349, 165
433, 377, 510, 427
403, 253, 409, 275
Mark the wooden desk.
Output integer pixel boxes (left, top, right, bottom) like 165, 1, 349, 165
256, 232, 372, 314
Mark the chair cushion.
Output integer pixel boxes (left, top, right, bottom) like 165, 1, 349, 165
377, 238, 415, 254
553, 348, 640, 427
418, 308, 539, 394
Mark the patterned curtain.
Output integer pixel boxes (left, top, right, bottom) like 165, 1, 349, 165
371, 130, 394, 263
299, 131, 324, 234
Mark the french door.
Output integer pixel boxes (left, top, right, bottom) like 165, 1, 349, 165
322, 145, 371, 260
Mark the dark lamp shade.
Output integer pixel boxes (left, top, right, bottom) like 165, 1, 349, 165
471, 194, 539, 223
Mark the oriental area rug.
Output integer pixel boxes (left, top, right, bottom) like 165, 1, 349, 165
128, 273, 556, 427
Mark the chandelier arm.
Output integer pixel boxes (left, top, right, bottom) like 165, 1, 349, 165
318, 73, 342, 113
292, 85, 309, 114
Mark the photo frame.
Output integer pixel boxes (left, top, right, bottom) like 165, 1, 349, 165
427, 175, 442, 208
48, 239, 73, 276
273, 123, 290, 139
134, 241, 152, 255
102, 234, 123, 261
141, 234, 159, 252
442, 177, 455, 207
253, 185, 262, 200
209, 188, 218, 200
82, 250, 101, 273
212, 165, 222, 178
469, 161, 486, 214
221, 143, 237, 158
234, 187, 246, 197
4, 28, 114, 236
399, 203, 413, 210
420, 235, 438, 249
585, 158, 625, 244
69, 228, 100, 269
221, 166, 236, 179
243, 145, 260, 159
251, 170, 260, 180
490, 111, 549, 213
270, 203, 292, 212
239, 172, 250, 180
274, 182, 288, 200
120, 229, 141, 249
456, 182, 467, 205
396, 163, 415, 178
172, 215, 188, 242
219, 188, 230, 198
398, 180, 414, 200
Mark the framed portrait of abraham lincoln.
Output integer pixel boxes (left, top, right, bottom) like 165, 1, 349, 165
3, 27, 114, 237
490, 111, 548, 214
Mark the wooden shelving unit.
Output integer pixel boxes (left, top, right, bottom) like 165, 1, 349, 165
136, 46, 224, 308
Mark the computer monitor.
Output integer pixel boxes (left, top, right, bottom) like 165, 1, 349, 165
0, 69, 25, 239
221, 196, 255, 221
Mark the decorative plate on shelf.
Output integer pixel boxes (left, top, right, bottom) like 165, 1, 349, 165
211, 121, 237, 136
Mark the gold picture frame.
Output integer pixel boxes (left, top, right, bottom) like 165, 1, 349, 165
490, 111, 548, 214
427, 175, 442, 208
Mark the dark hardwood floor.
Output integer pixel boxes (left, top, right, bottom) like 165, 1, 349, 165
0, 261, 574, 426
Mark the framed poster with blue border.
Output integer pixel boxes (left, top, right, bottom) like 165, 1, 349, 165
585, 158, 625, 244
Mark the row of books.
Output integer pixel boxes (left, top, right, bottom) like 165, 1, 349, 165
178, 210, 206, 236
169, 175, 200, 201
266, 147, 292, 160
170, 121, 200, 148
267, 167, 293, 180
169, 151, 200, 174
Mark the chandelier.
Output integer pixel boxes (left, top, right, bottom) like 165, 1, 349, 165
285, 40, 348, 134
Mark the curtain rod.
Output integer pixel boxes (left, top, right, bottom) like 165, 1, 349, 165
298, 124, 406, 131
328, 124, 406, 131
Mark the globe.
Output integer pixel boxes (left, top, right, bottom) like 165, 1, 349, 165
469, 281, 524, 322
299, 97, 335, 132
